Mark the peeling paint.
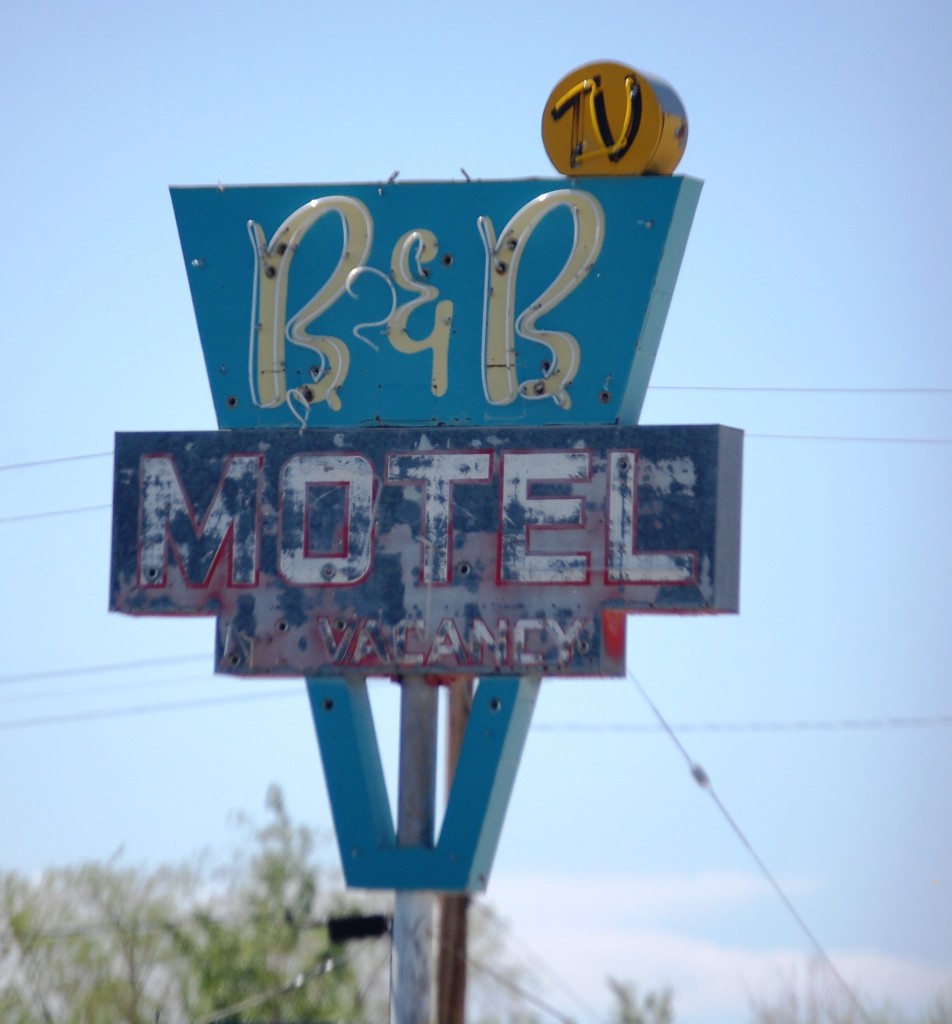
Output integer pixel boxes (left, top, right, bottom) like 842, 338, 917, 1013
111, 424, 742, 677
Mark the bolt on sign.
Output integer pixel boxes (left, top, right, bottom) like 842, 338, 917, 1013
110, 424, 741, 678
170, 176, 700, 431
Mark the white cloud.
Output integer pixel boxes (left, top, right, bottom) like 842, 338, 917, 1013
487, 868, 784, 923
476, 871, 950, 1024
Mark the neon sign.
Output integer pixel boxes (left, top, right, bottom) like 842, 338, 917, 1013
172, 176, 701, 428
246, 190, 603, 418
541, 61, 689, 177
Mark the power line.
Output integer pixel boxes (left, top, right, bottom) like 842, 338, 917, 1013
0, 653, 210, 685
462, 947, 577, 1024
533, 715, 952, 733
0, 451, 113, 471
0, 386, 950, 476
1, 638, 947, 732
22, 907, 567, 1024
1, 653, 948, 734
12, 911, 382, 949
191, 953, 349, 1024
0, 673, 221, 705
747, 433, 952, 445
0, 688, 303, 730
358, 943, 394, 1024
2, 431, 951, 526
0, 503, 111, 524
469, 899, 601, 1022
629, 671, 876, 1024
650, 385, 952, 394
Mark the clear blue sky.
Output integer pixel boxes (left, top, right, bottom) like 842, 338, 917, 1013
1, 1, 950, 1022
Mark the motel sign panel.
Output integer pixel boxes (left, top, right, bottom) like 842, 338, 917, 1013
110, 423, 741, 677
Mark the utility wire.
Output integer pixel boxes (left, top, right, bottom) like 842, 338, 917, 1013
462, 947, 577, 1024
10, 911, 376, 949
0, 688, 303, 730
0, 451, 113, 471
532, 715, 952, 734
1, 426, 951, 527
0, 385, 950, 475
12, 913, 295, 948
356, 943, 393, 1024
747, 432, 952, 445
1, 672, 948, 734
0, 503, 111, 524
629, 671, 875, 1024
7, 652, 950, 725
191, 953, 348, 1024
649, 385, 952, 394
2, 431, 952, 526
0, 673, 221, 705
0, 653, 210, 685
470, 898, 602, 1022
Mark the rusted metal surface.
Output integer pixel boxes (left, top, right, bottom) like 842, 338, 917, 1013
110, 424, 742, 677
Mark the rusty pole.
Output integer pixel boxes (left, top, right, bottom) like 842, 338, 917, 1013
437, 677, 474, 1024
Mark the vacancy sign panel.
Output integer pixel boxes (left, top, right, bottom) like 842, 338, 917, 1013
110, 424, 741, 677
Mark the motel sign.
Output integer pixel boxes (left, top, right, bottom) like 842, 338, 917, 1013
110, 62, 742, 905
111, 423, 741, 678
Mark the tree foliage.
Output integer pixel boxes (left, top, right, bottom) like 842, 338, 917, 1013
607, 978, 675, 1024
0, 786, 379, 1023
749, 961, 952, 1024
0, 857, 191, 1023
9, 789, 945, 1024
0, 796, 683, 1024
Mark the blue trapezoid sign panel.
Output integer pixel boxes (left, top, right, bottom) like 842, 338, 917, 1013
170, 176, 701, 430
110, 423, 741, 678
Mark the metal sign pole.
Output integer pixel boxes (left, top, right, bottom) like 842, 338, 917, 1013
391, 674, 438, 1024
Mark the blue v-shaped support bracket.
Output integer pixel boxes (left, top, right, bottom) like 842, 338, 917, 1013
306, 675, 540, 892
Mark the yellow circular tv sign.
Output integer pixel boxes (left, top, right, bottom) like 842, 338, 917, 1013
542, 61, 688, 176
